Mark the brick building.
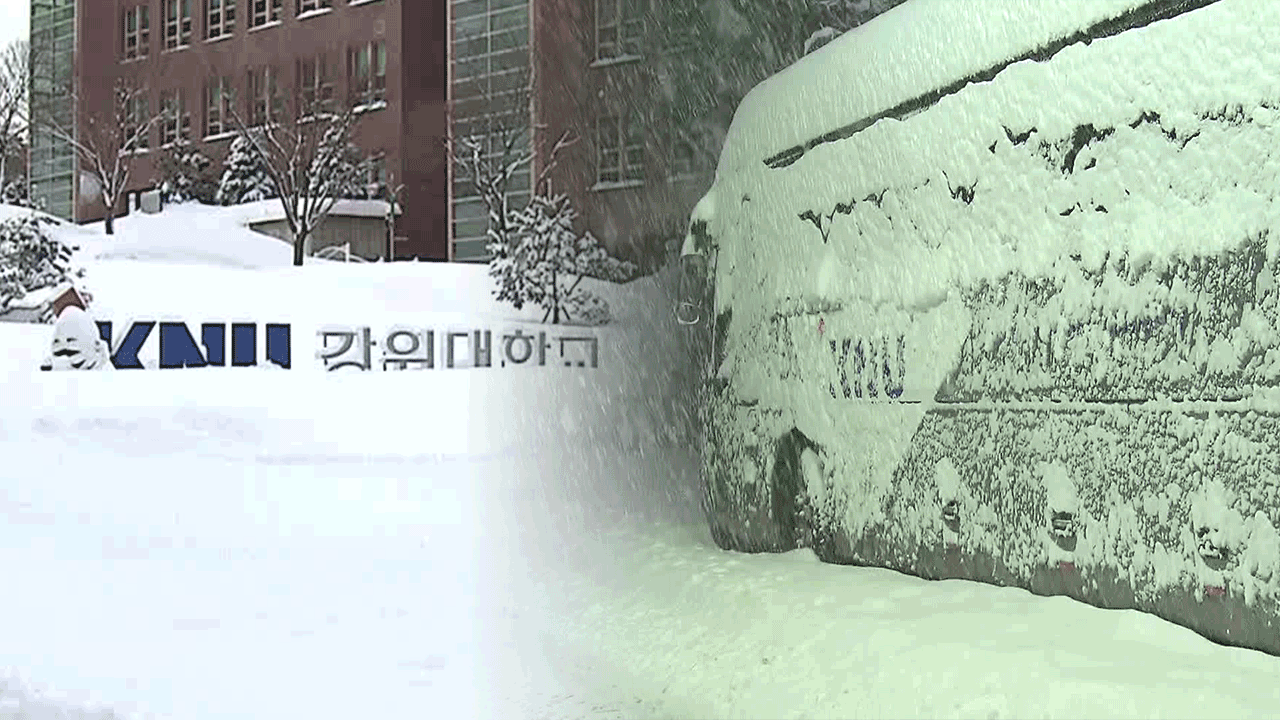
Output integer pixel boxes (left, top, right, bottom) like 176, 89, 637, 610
30, 0, 448, 260
448, 0, 710, 263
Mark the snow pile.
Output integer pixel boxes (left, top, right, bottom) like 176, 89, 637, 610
0, 198, 672, 720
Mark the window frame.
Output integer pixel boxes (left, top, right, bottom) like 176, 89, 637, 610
159, 88, 191, 146
349, 40, 387, 106
206, 0, 237, 40
249, 65, 282, 126
163, 0, 193, 49
122, 5, 151, 61
596, 112, 644, 185
297, 0, 332, 14
204, 75, 233, 137
125, 92, 151, 152
249, 0, 282, 27
298, 54, 335, 114
595, 0, 643, 61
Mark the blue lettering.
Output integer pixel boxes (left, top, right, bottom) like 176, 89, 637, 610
231, 324, 257, 367
97, 321, 154, 369
93, 321, 292, 369
202, 324, 227, 366
159, 322, 209, 368
266, 323, 291, 369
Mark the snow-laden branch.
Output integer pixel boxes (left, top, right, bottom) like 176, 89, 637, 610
224, 87, 370, 265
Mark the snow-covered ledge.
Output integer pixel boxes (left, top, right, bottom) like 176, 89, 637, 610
249, 20, 283, 32
348, 0, 381, 6
590, 179, 644, 192
354, 99, 387, 115
242, 198, 399, 226
589, 54, 643, 69
203, 131, 237, 142
296, 7, 334, 21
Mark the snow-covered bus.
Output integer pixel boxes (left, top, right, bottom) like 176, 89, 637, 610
680, 0, 1280, 654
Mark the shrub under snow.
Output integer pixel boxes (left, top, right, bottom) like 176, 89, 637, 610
489, 192, 636, 325
216, 135, 277, 206
0, 213, 75, 310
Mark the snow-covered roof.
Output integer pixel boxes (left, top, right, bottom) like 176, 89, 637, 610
719, 0, 1195, 176
709, 0, 1278, 315
241, 198, 399, 226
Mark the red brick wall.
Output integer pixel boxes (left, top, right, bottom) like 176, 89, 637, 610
73, 0, 447, 260
531, 0, 706, 259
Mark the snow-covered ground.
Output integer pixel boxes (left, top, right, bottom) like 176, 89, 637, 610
3, 203, 1280, 720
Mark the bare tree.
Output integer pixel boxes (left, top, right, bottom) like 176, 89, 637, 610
383, 171, 405, 260
0, 39, 31, 200
40, 76, 164, 234
445, 66, 575, 264
223, 84, 370, 266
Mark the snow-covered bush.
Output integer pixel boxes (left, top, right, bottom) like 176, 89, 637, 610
0, 213, 73, 309
156, 139, 218, 205
217, 134, 277, 205
0, 177, 40, 210
309, 128, 374, 201
489, 192, 636, 325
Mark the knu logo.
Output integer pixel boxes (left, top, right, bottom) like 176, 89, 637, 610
829, 335, 906, 400
96, 321, 292, 369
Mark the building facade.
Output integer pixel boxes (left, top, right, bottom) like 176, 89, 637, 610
447, 0, 711, 264
32, 0, 448, 261
29, 0, 77, 220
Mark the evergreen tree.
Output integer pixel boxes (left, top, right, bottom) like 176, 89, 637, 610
216, 134, 277, 205
491, 192, 635, 325
156, 139, 219, 204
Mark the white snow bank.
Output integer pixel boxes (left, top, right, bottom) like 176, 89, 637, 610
0, 204, 78, 228
73, 202, 316, 269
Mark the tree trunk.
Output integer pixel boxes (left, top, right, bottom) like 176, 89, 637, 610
293, 228, 306, 266
104, 208, 115, 235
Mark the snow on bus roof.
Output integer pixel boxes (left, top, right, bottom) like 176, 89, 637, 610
718, 0, 1206, 176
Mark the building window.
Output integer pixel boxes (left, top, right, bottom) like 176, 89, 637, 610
125, 93, 151, 151
597, 113, 644, 185
366, 152, 387, 198
298, 54, 334, 113
205, 76, 233, 136
163, 0, 193, 49
248, 66, 282, 125
207, 0, 236, 39
160, 88, 191, 145
596, 0, 642, 60
122, 5, 150, 60
348, 40, 386, 106
298, 0, 331, 14
670, 139, 695, 179
249, 0, 282, 27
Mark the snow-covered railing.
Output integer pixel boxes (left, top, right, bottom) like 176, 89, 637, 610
313, 242, 367, 263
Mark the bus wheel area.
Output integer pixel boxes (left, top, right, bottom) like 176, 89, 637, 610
700, 394, 814, 554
